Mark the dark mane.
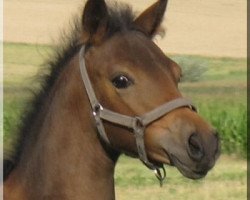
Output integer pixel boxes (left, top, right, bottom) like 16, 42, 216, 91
4, 2, 139, 180
106, 2, 136, 35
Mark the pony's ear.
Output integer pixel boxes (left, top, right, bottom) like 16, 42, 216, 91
134, 0, 168, 37
82, 0, 109, 45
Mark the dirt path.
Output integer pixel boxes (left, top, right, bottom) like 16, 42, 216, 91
4, 0, 247, 57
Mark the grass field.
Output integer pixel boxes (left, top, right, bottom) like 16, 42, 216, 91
115, 155, 246, 200
3, 42, 247, 199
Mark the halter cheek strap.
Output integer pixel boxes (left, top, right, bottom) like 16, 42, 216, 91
79, 46, 196, 184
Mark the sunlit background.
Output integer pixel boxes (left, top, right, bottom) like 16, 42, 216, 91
3, 0, 247, 199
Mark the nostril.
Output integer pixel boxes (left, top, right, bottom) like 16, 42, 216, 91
188, 134, 204, 161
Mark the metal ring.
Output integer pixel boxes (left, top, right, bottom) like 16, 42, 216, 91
93, 103, 103, 116
154, 167, 166, 187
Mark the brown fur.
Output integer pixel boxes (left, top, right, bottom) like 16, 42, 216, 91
4, 0, 219, 199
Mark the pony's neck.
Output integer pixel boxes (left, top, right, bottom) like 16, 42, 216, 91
4, 53, 117, 200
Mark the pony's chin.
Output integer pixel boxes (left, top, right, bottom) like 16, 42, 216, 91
170, 154, 207, 179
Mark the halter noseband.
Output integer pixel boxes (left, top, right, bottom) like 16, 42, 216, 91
79, 46, 196, 185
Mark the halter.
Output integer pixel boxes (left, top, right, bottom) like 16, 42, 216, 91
79, 46, 196, 186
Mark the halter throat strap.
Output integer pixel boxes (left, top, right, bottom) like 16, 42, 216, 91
79, 46, 196, 171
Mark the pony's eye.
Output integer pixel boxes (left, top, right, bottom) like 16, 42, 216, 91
111, 75, 133, 89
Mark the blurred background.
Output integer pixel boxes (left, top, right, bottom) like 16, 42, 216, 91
3, 0, 247, 199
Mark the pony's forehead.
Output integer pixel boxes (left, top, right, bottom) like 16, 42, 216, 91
87, 34, 172, 76
97, 31, 165, 58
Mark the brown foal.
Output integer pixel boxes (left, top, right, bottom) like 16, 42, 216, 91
3, 0, 220, 199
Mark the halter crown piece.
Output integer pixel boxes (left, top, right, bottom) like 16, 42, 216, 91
79, 46, 197, 186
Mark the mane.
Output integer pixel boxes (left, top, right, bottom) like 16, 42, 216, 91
4, 2, 140, 180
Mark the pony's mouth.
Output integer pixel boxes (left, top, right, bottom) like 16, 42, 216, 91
148, 150, 207, 179
169, 154, 207, 179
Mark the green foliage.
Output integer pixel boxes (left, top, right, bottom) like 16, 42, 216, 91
198, 101, 247, 157
172, 56, 208, 82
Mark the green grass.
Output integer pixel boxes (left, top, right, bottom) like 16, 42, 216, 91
115, 155, 246, 200
3, 42, 247, 199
